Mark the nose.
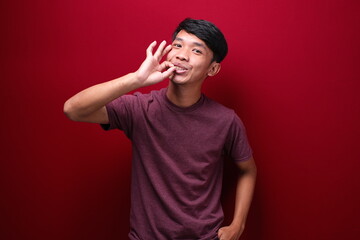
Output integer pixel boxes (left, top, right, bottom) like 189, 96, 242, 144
175, 49, 189, 61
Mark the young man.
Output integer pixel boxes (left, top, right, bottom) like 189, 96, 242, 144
64, 18, 257, 240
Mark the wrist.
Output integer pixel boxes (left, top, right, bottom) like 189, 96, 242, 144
230, 219, 245, 232
117, 72, 142, 91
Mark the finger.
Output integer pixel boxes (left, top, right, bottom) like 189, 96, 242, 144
159, 44, 172, 59
146, 41, 157, 56
159, 61, 174, 70
217, 229, 223, 238
153, 40, 167, 60
161, 66, 176, 79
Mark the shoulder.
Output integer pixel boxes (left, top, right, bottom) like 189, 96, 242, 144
202, 95, 250, 132
203, 95, 236, 119
110, 88, 164, 108
132, 88, 165, 103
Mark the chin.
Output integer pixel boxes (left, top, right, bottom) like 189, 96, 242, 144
170, 75, 188, 85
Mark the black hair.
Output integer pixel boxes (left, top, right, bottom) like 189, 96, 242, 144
172, 18, 228, 63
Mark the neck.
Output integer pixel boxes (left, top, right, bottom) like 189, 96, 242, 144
166, 83, 202, 108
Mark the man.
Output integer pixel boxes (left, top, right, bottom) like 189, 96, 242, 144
64, 18, 257, 240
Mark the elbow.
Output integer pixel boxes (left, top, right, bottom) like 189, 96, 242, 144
63, 100, 80, 121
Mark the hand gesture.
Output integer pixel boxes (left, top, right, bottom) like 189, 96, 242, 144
135, 40, 175, 87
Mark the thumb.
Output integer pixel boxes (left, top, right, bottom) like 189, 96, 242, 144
218, 228, 223, 238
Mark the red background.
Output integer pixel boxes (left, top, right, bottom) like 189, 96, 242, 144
1, 0, 359, 239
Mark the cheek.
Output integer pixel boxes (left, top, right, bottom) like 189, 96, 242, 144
191, 60, 210, 72
166, 50, 175, 61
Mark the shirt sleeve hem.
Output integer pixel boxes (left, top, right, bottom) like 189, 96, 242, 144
233, 154, 253, 162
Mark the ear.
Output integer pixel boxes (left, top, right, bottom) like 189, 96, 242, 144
207, 62, 221, 77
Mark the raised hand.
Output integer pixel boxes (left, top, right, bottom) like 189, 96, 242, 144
64, 41, 175, 124
135, 40, 176, 87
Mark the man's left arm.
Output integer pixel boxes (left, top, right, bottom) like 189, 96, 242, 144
218, 157, 257, 240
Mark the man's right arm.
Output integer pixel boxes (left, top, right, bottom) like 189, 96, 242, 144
63, 73, 139, 124
63, 41, 175, 124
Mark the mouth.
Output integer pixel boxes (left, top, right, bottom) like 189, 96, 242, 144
172, 63, 189, 74
175, 66, 187, 74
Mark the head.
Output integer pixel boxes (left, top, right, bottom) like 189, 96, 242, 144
166, 18, 228, 86
172, 18, 228, 63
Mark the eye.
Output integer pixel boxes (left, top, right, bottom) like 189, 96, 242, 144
193, 48, 203, 54
173, 43, 182, 48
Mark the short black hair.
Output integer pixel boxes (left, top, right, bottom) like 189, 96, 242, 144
172, 18, 228, 63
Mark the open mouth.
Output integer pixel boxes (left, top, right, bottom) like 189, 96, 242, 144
173, 63, 189, 74
175, 66, 187, 73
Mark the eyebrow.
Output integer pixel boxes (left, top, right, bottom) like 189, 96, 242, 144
175, 37, 207, 50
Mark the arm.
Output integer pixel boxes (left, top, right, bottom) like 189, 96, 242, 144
218, 157, 257, 240
63, 41, 175, 124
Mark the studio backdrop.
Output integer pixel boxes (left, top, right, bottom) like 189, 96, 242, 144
1, 0, 359, 239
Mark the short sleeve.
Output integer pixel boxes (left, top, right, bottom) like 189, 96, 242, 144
224, 114, 253, 162
100, 94, 137, 138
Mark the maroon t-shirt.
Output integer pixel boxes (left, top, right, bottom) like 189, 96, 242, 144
102, 88, 252, 240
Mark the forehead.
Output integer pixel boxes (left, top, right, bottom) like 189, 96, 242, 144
173, 30, 208, 49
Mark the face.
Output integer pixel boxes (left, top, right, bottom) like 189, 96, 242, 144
166, 30, 220, 86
